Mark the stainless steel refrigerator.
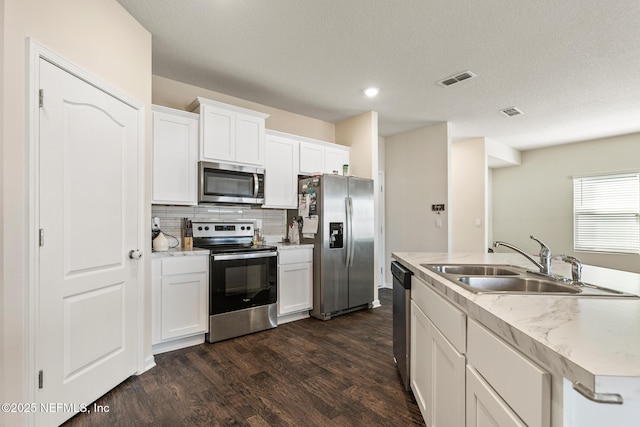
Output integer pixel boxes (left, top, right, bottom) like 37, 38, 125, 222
289, 174, 374, 320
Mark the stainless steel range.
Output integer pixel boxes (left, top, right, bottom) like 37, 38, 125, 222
192, 220, 278, 343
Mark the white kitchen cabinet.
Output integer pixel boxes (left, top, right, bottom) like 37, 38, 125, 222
277, 247, 313, 323
152, 255, 209, 354
264, 131, 300, 208
188, 97, 269, 166
299, 139, 350, 175
466, 365, 526, 427
324, 145, 350, 175
467, 318, 550, 427
411, 276, 465, 427
151, 105, 199, 205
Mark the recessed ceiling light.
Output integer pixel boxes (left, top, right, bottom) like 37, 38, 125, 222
364, 87, 379, 98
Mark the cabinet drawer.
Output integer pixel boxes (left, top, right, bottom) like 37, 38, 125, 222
161, 255, 208, 276
467, 319, 550, 427
411, 276, 466, 353
278, 248, 313, 265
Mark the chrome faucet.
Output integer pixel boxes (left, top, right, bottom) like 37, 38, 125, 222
556, 255, 583, 283
494, 235, 552, 275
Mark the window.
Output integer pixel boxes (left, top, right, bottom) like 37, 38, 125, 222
573, 172, 640, 254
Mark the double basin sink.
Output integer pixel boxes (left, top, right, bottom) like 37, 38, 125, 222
421, 264, 638, 297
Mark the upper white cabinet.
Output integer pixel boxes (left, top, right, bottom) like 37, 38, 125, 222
299, 139, 350, 176
188, 97, 269, 167
152, 105, 199, 205
264, 131, 300, 208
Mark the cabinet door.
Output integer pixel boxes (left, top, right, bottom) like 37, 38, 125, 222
324, 145, 348, 175
277, 262, 313, 316
160, 270, 208, 340
299, 141, 325, 175
264, 135, 299, 208
235, 112, 265, 166
466, 365, 526, 427
151, 259, 162, 345
200, 103, 235, 162
152, 108, 198, 205
411, 301, 465, 427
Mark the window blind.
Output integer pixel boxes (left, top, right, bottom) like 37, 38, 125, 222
573, 173, 640, 254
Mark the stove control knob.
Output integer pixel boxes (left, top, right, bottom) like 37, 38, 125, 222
197, 226, 203, 231
204, 226, 210, 231
241, 226, 245, 230
247, 226, 251, 230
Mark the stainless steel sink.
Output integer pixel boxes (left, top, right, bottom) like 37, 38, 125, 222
421, 263, 638, 297
429, 264, 520, 276
458, 276, 580, 294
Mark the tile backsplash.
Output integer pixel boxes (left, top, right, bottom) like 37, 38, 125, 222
151, 205, 288, 244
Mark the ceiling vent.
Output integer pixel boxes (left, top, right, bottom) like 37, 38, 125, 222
437, 70, 477, 87
500, 107, 524, 117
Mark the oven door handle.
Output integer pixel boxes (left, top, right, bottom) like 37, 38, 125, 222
212, 251, 277, 261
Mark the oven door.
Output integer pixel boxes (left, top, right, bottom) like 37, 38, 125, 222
210, 251, 277, 314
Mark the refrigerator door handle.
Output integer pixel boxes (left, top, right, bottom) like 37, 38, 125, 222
347, 196, 355, 267
345, 197, 351, 267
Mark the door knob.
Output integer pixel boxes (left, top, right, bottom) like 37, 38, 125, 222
128, 249, 143, 260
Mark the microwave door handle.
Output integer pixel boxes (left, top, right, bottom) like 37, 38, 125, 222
253, 173, 259, 198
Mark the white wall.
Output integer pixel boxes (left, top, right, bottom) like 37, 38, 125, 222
492, 132, 640, 273
1, 2, 151, 425
385, 122, 450, 283
452, 138, 488, 252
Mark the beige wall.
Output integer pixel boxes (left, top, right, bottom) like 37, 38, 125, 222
335, 111, 378, 180
452, 138, 487, 252
1, 1, 151, 425
492, 132, 640, 273
153, 75, 336, 143
385, 122, 450, 283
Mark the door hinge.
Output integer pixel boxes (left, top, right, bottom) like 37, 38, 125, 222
39, 89, 44, 108
38, 370, 43, 389
39, 229, 44, 247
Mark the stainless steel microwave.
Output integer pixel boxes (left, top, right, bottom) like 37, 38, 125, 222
198, 162, 265, 205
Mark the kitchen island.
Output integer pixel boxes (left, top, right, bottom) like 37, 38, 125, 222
393, 252, 640, 427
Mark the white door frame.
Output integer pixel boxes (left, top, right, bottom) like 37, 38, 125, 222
25, 38, 148, 412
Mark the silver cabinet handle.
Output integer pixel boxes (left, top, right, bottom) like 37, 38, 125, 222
128, 250, 143, 260
572, 382, 623, 404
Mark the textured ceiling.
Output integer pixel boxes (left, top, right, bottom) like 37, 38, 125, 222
116, 0, 640, 150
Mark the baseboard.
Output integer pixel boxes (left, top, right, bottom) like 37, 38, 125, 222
277, 311, 310, 324
152, 333, 205, 355
140, 355, 156, 374
371, 299, 381, 308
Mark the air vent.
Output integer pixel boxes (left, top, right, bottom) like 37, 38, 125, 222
500, 107, 524, 117
437, 71, 477, 87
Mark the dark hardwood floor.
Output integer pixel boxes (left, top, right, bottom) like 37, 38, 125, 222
64, 288, 424, 426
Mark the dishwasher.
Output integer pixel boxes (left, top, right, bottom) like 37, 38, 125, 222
391, 261, 413, 391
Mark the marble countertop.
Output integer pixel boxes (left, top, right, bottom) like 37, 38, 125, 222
392, 252, 640, 398
151, 247, 210, 258
273, 242, 314, 250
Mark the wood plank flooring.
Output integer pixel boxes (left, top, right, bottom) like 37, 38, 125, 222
64, 288, 424, 426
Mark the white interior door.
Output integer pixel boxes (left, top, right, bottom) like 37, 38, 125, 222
37, 58, 140, 426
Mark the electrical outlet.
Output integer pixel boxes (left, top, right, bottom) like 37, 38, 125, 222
152, 217, 160, 229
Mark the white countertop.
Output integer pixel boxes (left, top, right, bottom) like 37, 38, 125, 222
273, 242, 314, 251
392, 252, 640, 397
151, 247, 210, 258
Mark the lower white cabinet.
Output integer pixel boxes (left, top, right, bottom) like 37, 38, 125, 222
411, 300, 465, 427
466, 365, 526, 427
277, 247, 313, 323
467, 319, 550, 427
152, 255, 209, 354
